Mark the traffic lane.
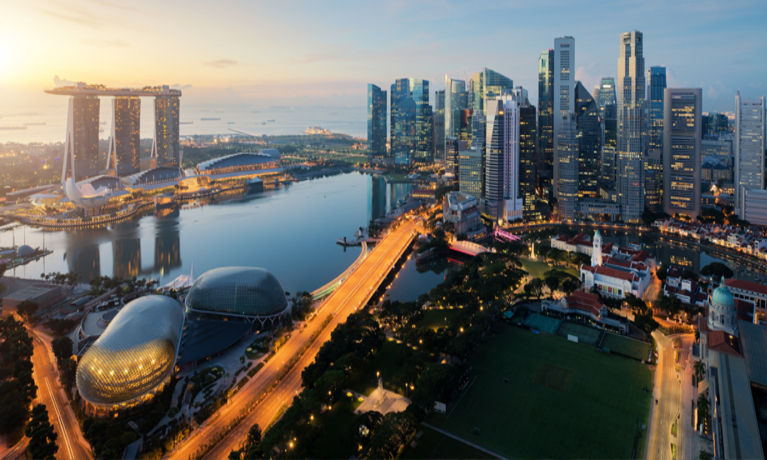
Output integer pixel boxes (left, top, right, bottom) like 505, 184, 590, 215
171, 223, 416, 459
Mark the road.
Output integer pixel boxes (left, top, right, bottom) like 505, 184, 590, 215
647, 332, 693, 460
167, 219, 419, 460
29, 329, 93, 460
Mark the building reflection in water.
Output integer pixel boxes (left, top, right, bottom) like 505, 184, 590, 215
63, 232, 101, 283
367, 175, 414, 222
112, 221, 141, 278
154, 208, 181, 274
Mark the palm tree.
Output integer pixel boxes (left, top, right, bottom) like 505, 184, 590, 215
694, 360, 705, 382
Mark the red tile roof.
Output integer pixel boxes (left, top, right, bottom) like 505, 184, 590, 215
725, 279, 767, 297
594, 265, 636, 282
565, 291, 603, 317
707, 330, 742, 357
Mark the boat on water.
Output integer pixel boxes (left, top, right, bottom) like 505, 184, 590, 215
201, 117, 221, 121
0, 126, 27, 130
23, 122, 47, 126
267, 119, 275, 122
227, 121, 235, 124
180, 120, 194, 125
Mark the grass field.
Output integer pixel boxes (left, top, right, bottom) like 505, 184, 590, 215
602, 333, 652, 361
523, 313, 562, 334
402, 426, 493, 459
417, 308, 464, 331
520, 258, 579, 279
558, 322, 603, 345
429, 324, 653, 459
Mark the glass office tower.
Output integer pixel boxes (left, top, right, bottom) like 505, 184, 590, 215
598, 77, 617, 118
433, 90, 445, 163
647, 66, 666, 153
390, 78, 432, 165
663, 88, 702, 219
538, 49, 554, 196
154, 95, 180, 167
445, 76, 467, 142
483, 68, 513, 110
734, 93, 766, 214
519, 104, 537, 219
575, 82, 600, 198
557, 112, 579, 221
367, 84, 387, 161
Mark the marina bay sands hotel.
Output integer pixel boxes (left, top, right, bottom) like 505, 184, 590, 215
45, 83, 182, 181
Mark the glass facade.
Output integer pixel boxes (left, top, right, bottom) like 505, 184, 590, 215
390, 78, 432, 165
434, 90, 445, 163
734, 94, 765, 213
557, 112, 579, 220
186, 267, 288, 317
647, 66, 666, 153
483, 68, 513, 110
538, 50, 554, 196
76, 296, 184, 408
367, 84, 387, 160
519, 104, 537, 219
598, 77, 617, 118
445, 76, 467, 142
113, 96, 141, 177
459, 147, 483, 198
575, 82, 600, 198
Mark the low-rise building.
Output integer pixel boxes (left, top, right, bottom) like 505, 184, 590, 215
443, 191, 484, 238
2, 284, 65, 316
725, 278, 767, 324
578, 231, 653, 299
542, 291, 629, 334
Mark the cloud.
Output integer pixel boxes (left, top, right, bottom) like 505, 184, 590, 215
575, 65, 598, 91
172, 84, 193, 90
43, 9, 101, 28
81, 38, 129, 48
84, 0, 141, 13
204, 59, 238, 68
53, 75, 76, 87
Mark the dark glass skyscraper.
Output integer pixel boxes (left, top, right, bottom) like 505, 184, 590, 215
647, 66, 666, 153
434, 90, 445, 162
602, 103, 618, 184
483, 68, 513, 109
367, 84, 387, 160
598, 77, 617, 118
519, 104, 537, 219
575, 82, 600, 198
538, 49, 554, 196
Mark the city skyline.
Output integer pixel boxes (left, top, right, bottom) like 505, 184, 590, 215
1, 0, 765, 125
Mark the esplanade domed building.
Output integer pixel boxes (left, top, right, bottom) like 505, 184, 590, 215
75, 267, 289, 415
76, 295, 184, 414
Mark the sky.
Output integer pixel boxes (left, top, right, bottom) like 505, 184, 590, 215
1, 0, 766, 126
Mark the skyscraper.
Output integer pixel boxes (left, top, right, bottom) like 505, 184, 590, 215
553, 36, 575, 199
482, 68, 514, 110
519, 102, 538, 220
647, 66, 666, 153
483, 96, 525, 222
444, 76, 467, 141
538, 49, 554, 197
434, 90, 445, 163
601, 102, 618, 184
459, 147, 483, 198
592, 85, 601, 106
663, 88, 702, 219
367, 84, 387, 161
469, 72, 483, 114
390, 78, 432, 165
575, 81, 600, 198
617, 30, 646, 223
445, 138, 466, 178
109, 96, 140, 177
62, 95, 100, 182
734, 93, 766, 214
557, 112, 579, 221
598, 77, 617, 118
154, 93, 180, 167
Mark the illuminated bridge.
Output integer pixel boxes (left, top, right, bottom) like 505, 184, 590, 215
494, 227, 523, 242
449, 240, 495, 257
311, 242, 369, 300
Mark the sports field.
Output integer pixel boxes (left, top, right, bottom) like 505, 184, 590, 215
558, 321, 602, 345
602, 333, 652, 361
520, 258, 579, 279
522, 313, 561, 334
429, 324, 653, 459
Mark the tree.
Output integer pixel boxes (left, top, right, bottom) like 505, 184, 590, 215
25, 404, 58, 460
45, 318, 76, 337
51, 337, 74, 363
699, 450, 713, 460
525, 278, 545, 301
0, 262, 6, 279
560, 278, 581, 296
315, 370, 347, 405
17, 300, 39, 323
694, 360, 705, 382
700, 262, 734, 280
544, 275, 560, 294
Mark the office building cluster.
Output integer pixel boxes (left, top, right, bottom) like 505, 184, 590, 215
367, 30, 767, 226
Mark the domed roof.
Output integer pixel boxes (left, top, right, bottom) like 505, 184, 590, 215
16, 245, 35, 257
711, 276, 735, 310
76, 296, 184, 406
186, 267, 288, 317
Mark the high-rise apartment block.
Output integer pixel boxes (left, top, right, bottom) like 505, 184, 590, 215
663, 88, 702, 219
553, 37, 575, 199
367, 84, 387, 161
617, 30, 646, 223
734, 93, 765, 215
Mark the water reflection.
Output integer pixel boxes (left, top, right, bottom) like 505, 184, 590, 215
154, 208, 181, 274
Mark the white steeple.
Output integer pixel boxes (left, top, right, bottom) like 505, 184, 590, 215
591, 230, 603, 267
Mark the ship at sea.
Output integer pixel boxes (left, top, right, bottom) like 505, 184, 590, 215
180, 120, 194, 125
0, 126, 28, 131
23, 122, 47, 126
201, 117, 221, 121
